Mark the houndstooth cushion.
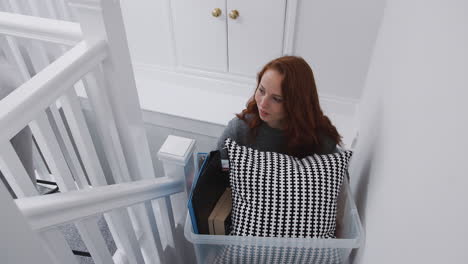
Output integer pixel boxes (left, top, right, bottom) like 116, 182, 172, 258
213, 245, 342, 264
225, 138, 352, 238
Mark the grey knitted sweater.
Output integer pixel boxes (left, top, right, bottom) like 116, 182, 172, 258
217, 116, 337, 159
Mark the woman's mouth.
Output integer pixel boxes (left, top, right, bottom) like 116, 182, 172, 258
259, 109, 269, 117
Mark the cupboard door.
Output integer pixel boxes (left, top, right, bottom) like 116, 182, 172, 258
172, 0, 228, 72
227, 0, 286, 77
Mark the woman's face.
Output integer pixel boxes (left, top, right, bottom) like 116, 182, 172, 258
255, 69, 286, 129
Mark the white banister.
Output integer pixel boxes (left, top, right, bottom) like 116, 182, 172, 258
5, 4, 145, 260
31, 111, 121, 263
79, 70, 153, 263
60, 81, 150, 264
0, 40, 107, 142
69, 0, 156, 182
0, 1, 199, 263
0, 11, 82, 45
0, 132, 91, 264
16, 177, 184, 231
69, 1, 170, 263
158, 135, 196, 263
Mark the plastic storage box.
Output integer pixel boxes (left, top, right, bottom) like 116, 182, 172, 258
184, 176, 363, 264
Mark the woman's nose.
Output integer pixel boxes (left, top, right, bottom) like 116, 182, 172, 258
259, 97, 268, 109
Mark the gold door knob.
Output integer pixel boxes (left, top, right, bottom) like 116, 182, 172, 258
229, 10, 239, 19
212, 8, 222, 17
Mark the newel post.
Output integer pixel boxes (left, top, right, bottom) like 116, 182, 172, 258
158, 135, 196, 233
68, 0, 154, 181
158, 135, 196, 194
157, 135, 196, 261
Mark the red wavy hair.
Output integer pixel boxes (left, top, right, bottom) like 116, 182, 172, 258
236, 56, 342, 157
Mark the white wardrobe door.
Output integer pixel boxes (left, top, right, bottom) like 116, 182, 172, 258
172, 0, 228, 72
227, 0, 286, 77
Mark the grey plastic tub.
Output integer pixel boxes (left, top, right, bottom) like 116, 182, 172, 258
184, 177, 364, 264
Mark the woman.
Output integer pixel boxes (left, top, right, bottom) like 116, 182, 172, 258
217, 56, 342, 159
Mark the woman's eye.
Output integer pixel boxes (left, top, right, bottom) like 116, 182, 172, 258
273, 97, 283, 103
259, 88, 265, 95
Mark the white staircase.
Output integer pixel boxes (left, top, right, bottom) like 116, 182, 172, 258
0, 1, 196, 263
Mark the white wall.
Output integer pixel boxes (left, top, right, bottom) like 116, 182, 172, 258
294, 0, 385, 100
119, 0, 385, 101
120, 0, 176, 67
349, 0, 468, 263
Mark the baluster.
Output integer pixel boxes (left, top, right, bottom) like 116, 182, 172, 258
74, 216, 115, 264
47, 105, 89, 188
59, 89, 108, 186
40, 228, 80, 264
29, 112, 78, 190
144, 200, 166, 263
30, 111, 115, 263
2, 35, 30, 81
5, 0, 51, 73
43, 0, 59, 20
59, 88, 146, 263
81, 68, 132, 184
56, 0, 75, 22
0, 2, 31, 83
84, 68, 167, 263
106, 208, 146, 264
32, 141, 52, 181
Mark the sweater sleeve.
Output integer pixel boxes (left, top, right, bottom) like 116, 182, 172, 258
216, 118, 238, 159
316, 130, 339, 154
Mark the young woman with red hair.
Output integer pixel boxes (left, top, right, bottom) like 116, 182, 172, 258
217, 56, 342, 159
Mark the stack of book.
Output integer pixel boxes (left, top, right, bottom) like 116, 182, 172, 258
188, 151, 231, 235
208, 188, 232, 235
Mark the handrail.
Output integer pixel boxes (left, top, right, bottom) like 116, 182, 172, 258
0, 11, 82, 45
15, 177, 185, 231
0, 40, 108, 142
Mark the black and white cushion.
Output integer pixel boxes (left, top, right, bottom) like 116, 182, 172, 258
225, 138, 352, 238
213, 245, 342, 264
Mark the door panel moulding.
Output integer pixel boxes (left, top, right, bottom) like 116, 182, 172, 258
283, 0, 298, 55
